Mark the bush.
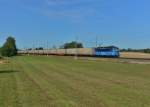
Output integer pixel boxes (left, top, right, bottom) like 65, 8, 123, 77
61, 41, 83, 49
0, 37, 17, 57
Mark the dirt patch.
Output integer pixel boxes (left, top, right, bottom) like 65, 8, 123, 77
78, 57, 150, 65
0, 61, 4, 64
0, 60, 9, 64
129, 61, 150, 64
119, 59, 150, 64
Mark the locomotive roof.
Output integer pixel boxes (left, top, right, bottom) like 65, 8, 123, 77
96, 46, 119, 49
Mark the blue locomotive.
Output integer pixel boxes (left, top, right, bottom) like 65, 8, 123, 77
94, 46, 120, 57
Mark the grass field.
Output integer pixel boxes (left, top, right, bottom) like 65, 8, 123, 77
0, 56, 150, 107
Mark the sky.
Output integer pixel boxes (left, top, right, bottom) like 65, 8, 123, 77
0, 0, 150, 49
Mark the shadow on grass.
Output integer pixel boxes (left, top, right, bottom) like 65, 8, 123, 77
0, 70, 19, 74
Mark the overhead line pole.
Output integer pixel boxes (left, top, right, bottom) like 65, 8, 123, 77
96, 36, 98, 48
75, 36, 78, 60
47, 41, 49, 56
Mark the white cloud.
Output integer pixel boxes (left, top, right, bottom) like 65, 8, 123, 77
43, 0, 98, 19
43, 8, 96, 19
20, 0, 99, 22
45, 0, 94, 6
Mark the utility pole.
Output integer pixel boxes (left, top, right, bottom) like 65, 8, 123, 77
37, 41, 39, 55
96, 36, 98, 48
74, 36, 78, 60
32, 42, 35, 55
46, 41, 49, 56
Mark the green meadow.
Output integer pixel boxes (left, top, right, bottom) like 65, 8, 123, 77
0, 56, 150, 107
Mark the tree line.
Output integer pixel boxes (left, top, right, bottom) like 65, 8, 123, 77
120, 48, 150, 53
30, 41, 84, 50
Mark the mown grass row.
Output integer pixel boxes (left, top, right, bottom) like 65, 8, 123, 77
0, 56, 150, 107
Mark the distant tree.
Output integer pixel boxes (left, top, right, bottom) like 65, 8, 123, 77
0, 36, 17, 57
27, 48, 32, 50
61, 41, 83, 49
35, 47, 44, 50
144, 48, 150, 53
120, 48, 126, 52
120, 48, 150, 53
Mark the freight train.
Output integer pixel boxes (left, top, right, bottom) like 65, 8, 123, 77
18, 46, 120, 57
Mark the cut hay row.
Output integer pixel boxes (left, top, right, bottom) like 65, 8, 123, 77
120, 52, 150, 59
